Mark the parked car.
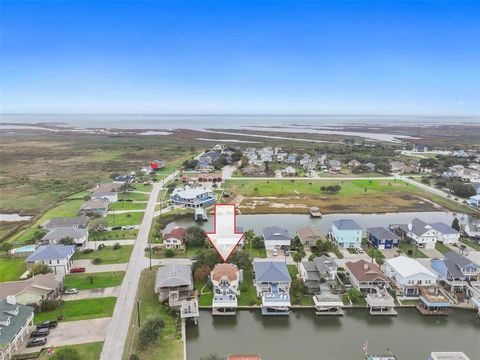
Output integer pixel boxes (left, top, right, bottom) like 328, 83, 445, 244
26, 337, 47, 348
284, 249, 290, 256
31, 328, 50, 338
36, 320, 58, 330
70, 267, 86, 273
272, 249, 278, 256
356, 247, 364, 254
111, 226, 122, 230
122, 225, 134, 230
64, 288, 79, 295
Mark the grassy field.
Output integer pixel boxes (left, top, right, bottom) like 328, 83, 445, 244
399, 242, 428, 258
461, 238, 480, 251
129, 183, 153, 192
0, 257, 27, 282
105, 212, 144, 227
90, 229, 138, 241
435, 242, 452, 255
34, 297, 117, 324
111, 201, 147, 210
73, 245, 133, 264
64, 271, 125, 290
123, 267, 183, 360
225, 178, 470, 214
38, 342, 104, 360
119, 192, 151, 201
145, 246, 202, 259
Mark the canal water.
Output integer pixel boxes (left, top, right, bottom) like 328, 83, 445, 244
165, 211, 472, 235
186, 309, 480, 360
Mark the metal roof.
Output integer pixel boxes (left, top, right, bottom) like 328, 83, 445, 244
155, 264, 192, 288
367, 227, 401, 241
332, 219, 361, 231
262, 226, 290, 241
253, 261, 291, 282
26, 245, 75, 262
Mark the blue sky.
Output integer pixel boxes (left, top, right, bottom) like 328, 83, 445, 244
1, 1, 479, 115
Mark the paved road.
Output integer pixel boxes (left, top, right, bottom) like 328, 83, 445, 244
226, 175, 398, 181
100, 172, 178, 360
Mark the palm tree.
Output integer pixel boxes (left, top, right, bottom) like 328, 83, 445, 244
293, 252, 303, 270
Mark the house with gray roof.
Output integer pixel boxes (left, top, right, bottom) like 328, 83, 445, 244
80, 199, 109, 217
253, 260, 291, 315
154, 264, 198, 319
299, 256, 338, 293
41, 227, 89, 247
26, 245, 75, 277
262, 226, 291, 251
0, 274, 62, 306
43, 216, 88, 230
402, 218, 460, 248
429, 222, 460, 244
170, 186, 216, 208
330, 219, 362, 248
0, 296, 34, 360
431, 251, 480, 291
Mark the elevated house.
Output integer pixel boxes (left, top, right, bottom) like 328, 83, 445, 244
330, 219, 362, 248
296, 226, 325, 249
299, 255, 338, 293
92, 182, 123, 203
211, 263, 241, 316
303, 160, 316, 172
80, 199, 109, 217
253, 261, 291, 316
464, 219, 480, 239
43, 216, 88, 230
345, 260, 389, 293
170, 187, 216, 208
0, 274, 62, 306
405, 218, 439, 249
162, 227, 186, 251
366, 227, 401, 249
26, 245, 75, 277
196, 161, 215, 173
282, 166, 297, 177
262, 226, 291, 251
430, 222, 460, 245
0, 297, 34, 360
431, 251, 480, 292
468, 195, 480, 209
328, 160, 341, 172
40, 227, 89, 247
154, 264, 199, 321
385, 256, 437, 297
416, 287, 451, 316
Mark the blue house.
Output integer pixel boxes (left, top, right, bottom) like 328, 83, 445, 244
468, 195, 480, 208
431, 251, 480, 291
366, 227, 401, 249
330, 219, 362, 248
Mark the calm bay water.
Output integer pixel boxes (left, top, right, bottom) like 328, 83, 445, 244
165, 211, 469, 236
186, 309, 480, 360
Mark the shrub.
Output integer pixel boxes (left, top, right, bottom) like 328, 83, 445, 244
164, 249, 175, 258
51, 347, 80, 360
82, 248, 94, 254
30, 262, 52, 276
92, 258, 103, 264
113, 242, 121, 250
138, 316, 165, 349
194, 265, 211, 282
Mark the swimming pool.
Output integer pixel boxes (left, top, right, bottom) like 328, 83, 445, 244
10, 245, 37, 254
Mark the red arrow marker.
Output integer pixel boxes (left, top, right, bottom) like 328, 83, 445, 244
205, 204, 244, 262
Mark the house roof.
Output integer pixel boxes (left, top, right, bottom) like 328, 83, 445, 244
94, 182, 123, 194
211, 263, 239, 282
42, 227, 88, 241
313, 255, 337, 273
262, 226, 290, 241
296, 226, 325, 243
155, 264, 192, 288
0, 274, 61, 301
386, 256, 436, 278
430, 222, 459, 235
0, 298, 34, 347
332, 219, 361, 231
253, 261, 291, 283
81, 199, 109, 210
366, 227, 400, 241
26, 245, 75, 262
442, 259, 465, 279
410, 218, 431, 237
45, 216, 88, 228
171, 187, 213, 200
345, 260, 389, 282
444, 251, 478, 268
163, 227, 186, 240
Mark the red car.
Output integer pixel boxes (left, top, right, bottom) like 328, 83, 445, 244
70, 267, 86, 273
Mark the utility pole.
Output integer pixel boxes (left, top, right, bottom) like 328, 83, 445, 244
149, 243, 152, 270
137, 299, 141, 327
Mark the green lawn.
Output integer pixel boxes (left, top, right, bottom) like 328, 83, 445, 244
38, 342, 103, 360
145, 246, 202, 259
111, 201, 147, 210
64, 271, 125, 290
237, 269, 261, 306
66, 190, 91, 200
34, 297, 117, 324
123, 267, 183, 360
118, 192, 150, 201
399, 242, 428, 258
90, 229, 138, 241
288, 265, 299, 279
105, 212, 144, 227
73, 245, 133, 264
0, 257, 27, 282
461, 238, 480, 251
195, 281, 214, 306
435, 242, 452, 255
129, 183, 153, 192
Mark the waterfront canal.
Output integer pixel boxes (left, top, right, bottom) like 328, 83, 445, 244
166, 211, 471, 235
186, 309, 480, 360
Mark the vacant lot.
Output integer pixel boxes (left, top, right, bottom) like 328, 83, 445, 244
34, 297, 117, 324
74, 245, 134, 264
38, 341, 104, 360
90, 229, 138, 241
225, 179, 465, 214
123, 267, 183, 360
111, 201, 147, 211
0, 257, 27, 282
105, 212, 144, 227
64, 271, 126, 290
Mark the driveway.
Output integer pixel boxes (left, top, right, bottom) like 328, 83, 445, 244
421, 248, 443, 258
63, 286, 120, 301
72, 259, 128, 273
18, 318, 111, 354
